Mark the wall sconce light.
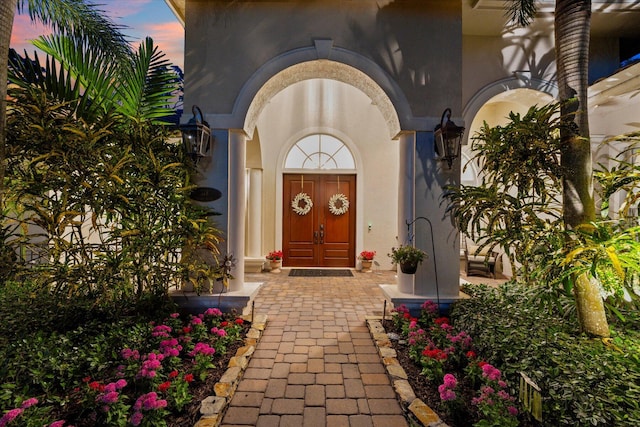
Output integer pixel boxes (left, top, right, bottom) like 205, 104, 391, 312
434, 108, 465, 169
180, 105, 211, 165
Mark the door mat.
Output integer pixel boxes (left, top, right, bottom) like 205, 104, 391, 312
288, 269, 354, 277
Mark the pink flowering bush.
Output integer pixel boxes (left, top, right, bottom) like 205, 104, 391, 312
130, 392, 168, 426
392, 301, 520, 426
438, 373, 458, 401
472, 363, 519, 427
0, 308, 248, 426
0, 398, 38, 427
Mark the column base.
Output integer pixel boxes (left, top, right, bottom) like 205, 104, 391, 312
171, 282, 263, 316
379, 284, 469, 316
245, 257, 266, 273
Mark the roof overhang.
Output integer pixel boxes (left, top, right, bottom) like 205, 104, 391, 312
165, 0, 185, 27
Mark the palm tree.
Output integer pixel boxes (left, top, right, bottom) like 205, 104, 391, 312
0, 0, 129, 212
506, 0, 609, 337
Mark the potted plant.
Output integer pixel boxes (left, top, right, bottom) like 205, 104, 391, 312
358, 250, 376, 272
266, 250, 283, 273
388, 245, 427, 274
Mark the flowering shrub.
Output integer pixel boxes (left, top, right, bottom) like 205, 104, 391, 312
0, 398, 43, 427
438, 373, 458, 401
0, 308, 249, 426
471, 363, 519, 427
419, 345, 448, 381
358, 250, 376, 260
266, 250, 283, 260
392, 301, 520, 426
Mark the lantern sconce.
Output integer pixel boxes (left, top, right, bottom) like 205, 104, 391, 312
180, 105, 211, 165
434, 108, 465, 169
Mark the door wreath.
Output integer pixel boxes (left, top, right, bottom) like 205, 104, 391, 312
291, 192, 313, 215
328, 193, 349, 216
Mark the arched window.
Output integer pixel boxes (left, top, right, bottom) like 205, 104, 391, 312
285, 134, 355, 170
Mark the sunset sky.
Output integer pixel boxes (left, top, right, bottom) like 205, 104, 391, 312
10, 0, 185, 70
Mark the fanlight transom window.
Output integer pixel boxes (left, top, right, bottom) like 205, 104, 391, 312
285, 134, 355, 170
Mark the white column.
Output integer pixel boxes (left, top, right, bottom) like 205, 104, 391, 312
246, 168, 263, 258
228, 129, 246, 291
397, 131, 415, 294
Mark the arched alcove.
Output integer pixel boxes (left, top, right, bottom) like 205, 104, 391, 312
463, 85, 555, 187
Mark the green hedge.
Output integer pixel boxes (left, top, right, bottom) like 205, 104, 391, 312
451, 284, 640, 426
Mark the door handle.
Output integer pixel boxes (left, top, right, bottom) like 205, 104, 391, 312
319, 224, 324, 244
314, 231, 318, 244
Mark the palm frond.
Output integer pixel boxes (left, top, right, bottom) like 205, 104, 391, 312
18, 0, 131, 60
8, 49, 80, 104
116, 37, 179, 123
32, 34, 121, 120
504, 0, 538, 26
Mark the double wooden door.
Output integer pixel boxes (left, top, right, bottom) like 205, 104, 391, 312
283, 174, 355, 267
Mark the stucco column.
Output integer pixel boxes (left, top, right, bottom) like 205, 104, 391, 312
397, 131, 415, 294
228, 129, 246, 291
246, 168, 263, 258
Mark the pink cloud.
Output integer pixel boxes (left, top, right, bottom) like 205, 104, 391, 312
137, 21, 184, 69
10, 14, 52, 54
10, 1, 183, 70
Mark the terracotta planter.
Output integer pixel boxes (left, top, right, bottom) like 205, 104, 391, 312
361, 260, 373, 272
400, 261, 418, 274
269, 260, 282, 273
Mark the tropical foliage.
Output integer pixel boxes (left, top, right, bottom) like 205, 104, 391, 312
2, 13, 221, 301
444, 103, 640, 335
452, 284, 640, 426
1, 0, 132, 215
445, 103, 564, 283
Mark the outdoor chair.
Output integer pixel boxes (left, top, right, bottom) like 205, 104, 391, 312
463, 241, 499, 279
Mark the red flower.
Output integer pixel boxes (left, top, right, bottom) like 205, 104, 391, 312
478, 361, 488, 368
466, 351, 477, 359
403, 312, 411, 319
266, 250, 283, 260
158, 381, 171, 392
89, 381, 105, 392
220, 321, 229, 327
182, 326, 192, 334
184, 373, 194, 383
82, 376, 92, 383
168, 370, 179, 379
434, 317, 450, 325
359, 250, 376, 260
235, 318, 244, 325
421, 348, 447, 360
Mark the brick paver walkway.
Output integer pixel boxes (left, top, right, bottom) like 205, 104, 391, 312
220, 269, 408, 427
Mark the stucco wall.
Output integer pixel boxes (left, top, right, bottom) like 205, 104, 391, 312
184, 0, 462, 124
462, 32, 556, 109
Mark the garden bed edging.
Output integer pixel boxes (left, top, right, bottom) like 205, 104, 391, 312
366, 316, 449, 427
193, 313, 268, 427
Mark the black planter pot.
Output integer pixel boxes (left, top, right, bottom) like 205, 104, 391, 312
400, 262, 418, 274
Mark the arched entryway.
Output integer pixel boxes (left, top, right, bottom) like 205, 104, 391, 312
250, 72, 399, 274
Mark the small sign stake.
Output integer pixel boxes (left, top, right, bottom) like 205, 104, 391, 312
519, 372, 542, 422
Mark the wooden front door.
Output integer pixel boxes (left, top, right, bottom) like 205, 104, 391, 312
283, 174, 356, 267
